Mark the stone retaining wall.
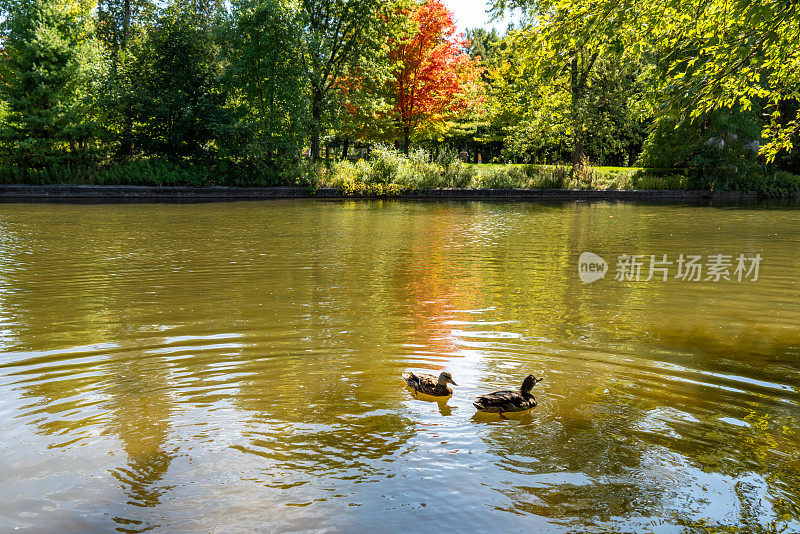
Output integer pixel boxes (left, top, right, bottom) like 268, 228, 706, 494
0, 184, 776, 202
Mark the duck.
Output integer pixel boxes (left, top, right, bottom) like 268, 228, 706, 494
402, 370, 458, 397
473, 375, 543, 413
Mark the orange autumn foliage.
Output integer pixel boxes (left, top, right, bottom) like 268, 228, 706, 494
389, 0, 482, 150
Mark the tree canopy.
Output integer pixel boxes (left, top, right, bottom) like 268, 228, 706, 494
0, 0, 797, 185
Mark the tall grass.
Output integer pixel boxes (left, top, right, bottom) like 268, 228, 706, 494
2, 146, 798, 197
318, 147, 799, 197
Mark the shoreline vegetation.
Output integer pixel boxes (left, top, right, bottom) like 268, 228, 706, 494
2, 145, 799, 198
1, 0, 798, 198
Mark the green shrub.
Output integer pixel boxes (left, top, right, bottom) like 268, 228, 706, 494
446, 163, 475, 188
0, 157, 298, 187
473, 165, 529, 188
592, 168, 636, 190
294, 160, 326, 192
402, 149, 441, 190
632, 171, 696, 190
367, 144, 409, 184
532, 165, 570, 188
3, 147, 795, 198
324, 145, 451, 195
92, 159, 209, 186
765, 171, 800, 198
324, 159, 404, 196
637, 107, 766, 189
437, 148, 474, 187
737, 170, 800, 198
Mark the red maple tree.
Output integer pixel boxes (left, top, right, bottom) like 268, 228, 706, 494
387, 0, 482, 153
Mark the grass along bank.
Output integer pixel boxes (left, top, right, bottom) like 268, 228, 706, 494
312, 146, 800, 198
2, 145, 799, 198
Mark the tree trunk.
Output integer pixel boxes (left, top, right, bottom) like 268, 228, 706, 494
310, 95, 322, 160
568, 51, 598, 173
571, 137, 583, 170
403, 125, 410, 155
123, 0, 130, 45
342, 138, 350, 160
570, 56, 582, 173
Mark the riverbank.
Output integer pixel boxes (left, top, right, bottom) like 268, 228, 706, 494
4, 145, 800, 198
0, 183, 787, 202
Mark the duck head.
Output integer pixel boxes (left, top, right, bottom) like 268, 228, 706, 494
520, 374, 542, 397
437, 371, 458, 386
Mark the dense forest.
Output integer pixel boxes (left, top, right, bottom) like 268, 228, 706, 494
0, 0, 798, 193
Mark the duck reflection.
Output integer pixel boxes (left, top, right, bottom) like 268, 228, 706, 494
403, 386, 454, 416
471, 408, 535, 424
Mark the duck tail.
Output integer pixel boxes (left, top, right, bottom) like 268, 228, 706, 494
401, 372, 413, 380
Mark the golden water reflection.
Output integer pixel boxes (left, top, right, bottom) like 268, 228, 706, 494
0, 200, 798, 531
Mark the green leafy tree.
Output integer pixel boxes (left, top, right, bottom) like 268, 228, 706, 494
96, 0, 156, 156
491, 0, 640, 169
648, 0, 799, 162
465, 27, 500, 64
0, 0, 103, 167
298, 0, 393, 159
637, 107, 765, 189
333, 62, 396, 154
223, 0, 308, 171
485, 21, 645, 166
494, 0, 800, 162
125, 5, 227, 159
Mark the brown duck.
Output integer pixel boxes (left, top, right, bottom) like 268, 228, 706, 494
402, 370, 458, 397
473, 375, 543, 413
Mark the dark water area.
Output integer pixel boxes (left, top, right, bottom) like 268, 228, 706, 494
0, 200, 798, 532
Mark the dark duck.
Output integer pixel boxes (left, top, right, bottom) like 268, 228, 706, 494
473, 375, 543, 413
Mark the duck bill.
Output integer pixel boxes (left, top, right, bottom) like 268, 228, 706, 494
449, 379, 458, 386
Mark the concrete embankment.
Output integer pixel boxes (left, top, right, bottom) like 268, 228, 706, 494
0, 184, 771, 202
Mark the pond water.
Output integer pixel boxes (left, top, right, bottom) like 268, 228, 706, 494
0, 200, 799, 532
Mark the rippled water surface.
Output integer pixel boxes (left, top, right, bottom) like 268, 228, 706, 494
1, 200, 799, 532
